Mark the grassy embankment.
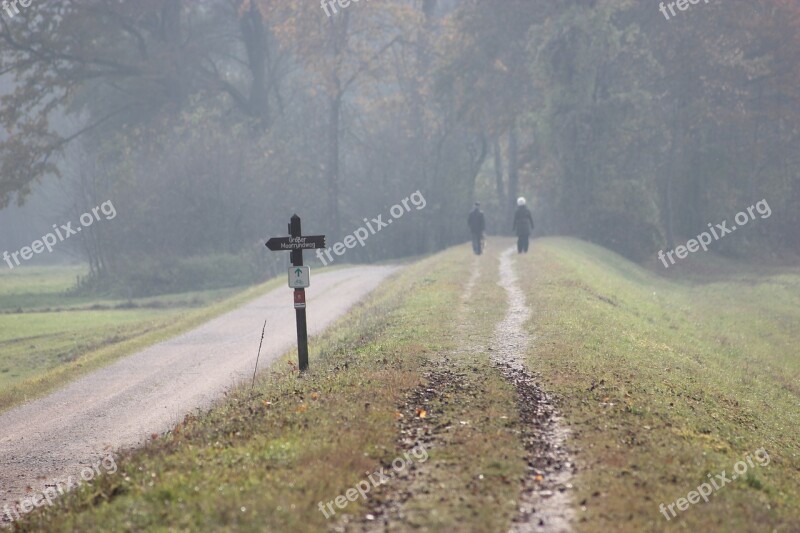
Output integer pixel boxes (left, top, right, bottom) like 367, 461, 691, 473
16, 243, 530, 532
519, 237, 800, 532
12, 238, 800, 532
0, 265, 284, 412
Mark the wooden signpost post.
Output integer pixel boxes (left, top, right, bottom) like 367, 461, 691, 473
266, 215, 325, 371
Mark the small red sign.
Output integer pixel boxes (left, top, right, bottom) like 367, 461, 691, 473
294, 289, 306, 308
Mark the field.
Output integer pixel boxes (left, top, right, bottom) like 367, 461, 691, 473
0, 265, 281, 412
519, 238, 800, 531
10, 240, 800, 532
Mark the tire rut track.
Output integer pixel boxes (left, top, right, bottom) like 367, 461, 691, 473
340, 258, 481, 532
343, 250, 574, 532
494, 247, 574, 533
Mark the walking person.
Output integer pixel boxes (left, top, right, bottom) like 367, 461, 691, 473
513, 197, 534, 253
468, 202, 486, 255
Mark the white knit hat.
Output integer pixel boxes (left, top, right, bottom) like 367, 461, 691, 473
517, 197, 526, 206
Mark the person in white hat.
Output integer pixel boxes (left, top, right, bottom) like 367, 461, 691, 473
512, 197, 534, 253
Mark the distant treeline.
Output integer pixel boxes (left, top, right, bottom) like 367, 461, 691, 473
1, 0, 797, 293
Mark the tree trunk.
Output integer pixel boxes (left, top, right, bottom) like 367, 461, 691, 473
468, 132, 488, 202
327, 92, 342, 237
493, 136, 506, 209
507, 121, 519, 232
664, 106, 678, 250
241, 2, 271, 129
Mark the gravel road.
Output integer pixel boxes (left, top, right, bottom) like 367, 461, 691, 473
0, 265, 399, 518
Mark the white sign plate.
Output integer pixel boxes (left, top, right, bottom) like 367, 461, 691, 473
288, 266, 311, 288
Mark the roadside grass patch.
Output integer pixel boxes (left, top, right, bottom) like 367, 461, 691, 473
13, 250, 455, 531
15, 244, 532, 532
0, 267, 285, 412
390, 241, 527, 531
517, 237, 800, 532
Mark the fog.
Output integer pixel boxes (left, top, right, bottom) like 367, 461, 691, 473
1, 0, 797, 294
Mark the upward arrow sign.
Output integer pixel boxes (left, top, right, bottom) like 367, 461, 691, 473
287, 266, 310, 289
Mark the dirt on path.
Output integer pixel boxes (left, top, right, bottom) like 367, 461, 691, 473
0, 265, 399, 520
344, 245, 574, 532
494, 247, 574, 533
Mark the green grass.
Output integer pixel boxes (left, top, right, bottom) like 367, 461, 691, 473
10, 240, 800, 532
0, 265, 87, 310
517, 237, 800, 532
0, 309, 176, 386
14, 245, 532, 532
381, 240, 527, 531
0, 265, 284, 412
0, 265, 242, 312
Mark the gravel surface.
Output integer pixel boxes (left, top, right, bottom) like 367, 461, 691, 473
0, 265, 399, 516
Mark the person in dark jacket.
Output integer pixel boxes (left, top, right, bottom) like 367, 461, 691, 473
467, 202, 486, 255
512, 197, 534, 253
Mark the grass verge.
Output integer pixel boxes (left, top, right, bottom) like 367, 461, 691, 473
0, 275, 284, 413
360, 240, 528, 531
13, 244, 529, 532
518, 237, 800, 532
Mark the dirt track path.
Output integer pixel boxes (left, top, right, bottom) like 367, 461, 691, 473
346, 243, 573, 532
0, 265, 399, 517
495, 247, 574, 533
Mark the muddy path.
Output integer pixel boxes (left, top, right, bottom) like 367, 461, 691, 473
495, 247, 574, 533
339, 257, 482, 533
344, 247, 574, 532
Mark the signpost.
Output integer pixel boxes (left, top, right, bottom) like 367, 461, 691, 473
266, 215, 325, 371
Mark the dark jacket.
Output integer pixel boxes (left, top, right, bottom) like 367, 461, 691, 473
468, 208, 485, 234
513, 206, 534, 236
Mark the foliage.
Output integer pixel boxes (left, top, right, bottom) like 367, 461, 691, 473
1, 0, 799, 289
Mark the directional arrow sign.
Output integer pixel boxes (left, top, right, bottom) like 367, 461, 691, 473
266, 235, 326, 251
288, 266, 310, 288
